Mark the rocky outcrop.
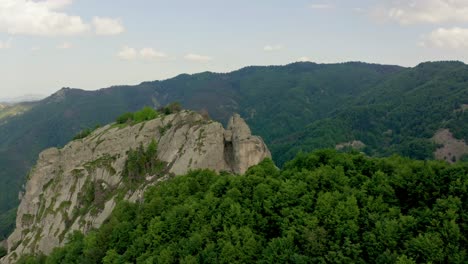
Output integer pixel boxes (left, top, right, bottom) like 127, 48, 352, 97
225, 114, 271, 174
1, 111, 271, 263
433, 129, 468, 163
157, 113, 271, 175
335, 140, 366, 151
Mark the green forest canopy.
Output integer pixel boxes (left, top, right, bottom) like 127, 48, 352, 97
17, 150, 468, 264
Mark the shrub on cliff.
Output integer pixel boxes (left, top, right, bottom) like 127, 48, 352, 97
116, 106, 159, 125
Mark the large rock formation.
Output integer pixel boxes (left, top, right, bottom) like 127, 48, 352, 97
1, 111, 271, 263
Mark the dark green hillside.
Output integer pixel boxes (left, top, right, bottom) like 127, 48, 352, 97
154, 62, 403, 141
236, 62, 403, 141
273, 61, 468, 164
1, 61, 468, 239
0, 62, 401, 238
0, 101, 38, 122
20, 151, 468, 263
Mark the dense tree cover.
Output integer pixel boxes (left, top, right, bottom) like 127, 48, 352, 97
1, 61, 467, 238
271, 62, 468, 164
18, 150, 468, 263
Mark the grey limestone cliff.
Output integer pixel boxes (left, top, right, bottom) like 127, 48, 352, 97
1, 111, 271, 263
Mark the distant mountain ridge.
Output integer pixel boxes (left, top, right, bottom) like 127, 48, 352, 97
0, 61, 467, 239
0, 94, 45, 104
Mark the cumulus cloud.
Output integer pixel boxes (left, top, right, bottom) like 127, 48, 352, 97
0, 0, 89, 36
381, 0, 468, 24
118, 46, 168, 61
184, 53, 213, 62
0, 38, 11, 49
57, 41, 72, 49
422, 27, 468, 49
93, 17, 125, 35
263, 44, 282, 52
42, 0, 73, 10
140, 48, 167, 59
0, 0, 125, 36
117, 46, 137, 60
309, 3, 334, 9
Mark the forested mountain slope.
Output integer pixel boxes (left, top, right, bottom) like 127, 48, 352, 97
17, 150, 468, 264
0, 102, 37, 123
273, 61, 468, 164
0, 61, 401, 238
1, 61, 467, 239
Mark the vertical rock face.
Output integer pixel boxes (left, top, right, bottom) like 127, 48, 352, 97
226, 114, 271, 174
1, 111, 271, 263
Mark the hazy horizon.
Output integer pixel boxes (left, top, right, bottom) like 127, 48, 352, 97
3, 58, 466, 101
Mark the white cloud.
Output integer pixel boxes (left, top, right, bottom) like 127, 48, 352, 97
381, 0, 468, 24
118, 46, 168, 61
117, 46, 137, 60
93, 17, 125, 35
140, 48, 167, 59
0, 0, 125, 36
42, 0, 73, 10
0, 0, 89, 36
422, 27, 468, 49
309, 3, 334, 9
298, 57, 312, 62
0, 38, 11, 49
263, 44, 282, 52
57, 41, 72, 49
184, 53, 213, 62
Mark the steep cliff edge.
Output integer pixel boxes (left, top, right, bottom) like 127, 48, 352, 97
2, 111, 271, 263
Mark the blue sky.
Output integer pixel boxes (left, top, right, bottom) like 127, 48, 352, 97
1, 0, 467, 98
